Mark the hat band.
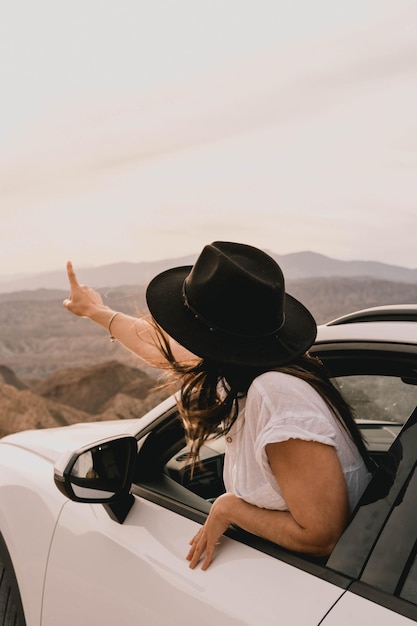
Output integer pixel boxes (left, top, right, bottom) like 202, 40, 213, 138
182, 280, 285, 339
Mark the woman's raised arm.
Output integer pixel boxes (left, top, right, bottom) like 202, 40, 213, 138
63, 261, 194, 367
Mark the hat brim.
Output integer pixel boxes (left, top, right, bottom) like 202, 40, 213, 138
146, 266, 317, 367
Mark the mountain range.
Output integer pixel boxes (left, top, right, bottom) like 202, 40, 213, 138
1, 248, 417, 436
1, 251, 416, 293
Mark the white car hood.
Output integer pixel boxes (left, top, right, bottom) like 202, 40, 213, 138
0, 419, 142, 464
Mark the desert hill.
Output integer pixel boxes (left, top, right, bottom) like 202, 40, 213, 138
0, 381, 93, 438
33, 359, 167, 415
1, 274, 417, 436
0, 360, 170, 437
286, 276, 417, 323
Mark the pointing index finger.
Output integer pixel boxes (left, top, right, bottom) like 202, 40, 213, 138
66, 261, 80, 288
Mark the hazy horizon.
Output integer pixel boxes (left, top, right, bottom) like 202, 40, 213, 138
1, 0, 416, 276
1, 249, 416, 291
1, 247, 417, 283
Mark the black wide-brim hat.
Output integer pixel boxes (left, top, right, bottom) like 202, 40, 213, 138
146, 241, 317, 367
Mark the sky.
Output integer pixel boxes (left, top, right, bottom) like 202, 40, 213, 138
1, 0, 416, 278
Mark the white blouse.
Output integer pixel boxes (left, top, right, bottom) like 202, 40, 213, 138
223, 371, 371, 512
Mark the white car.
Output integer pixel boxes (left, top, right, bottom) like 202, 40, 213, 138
1, 305, 417, 625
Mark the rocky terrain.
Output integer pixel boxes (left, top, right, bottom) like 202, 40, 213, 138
0, 360, 171, 438
1, 275, 417, 436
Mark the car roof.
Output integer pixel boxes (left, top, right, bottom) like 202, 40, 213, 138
326, 304, 417, 325
316, 321, 417, 345
316, 304, 417, 347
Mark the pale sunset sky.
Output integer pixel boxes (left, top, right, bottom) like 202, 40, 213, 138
0, 0, 416, 278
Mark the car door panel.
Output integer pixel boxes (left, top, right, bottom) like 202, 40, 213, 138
42, 495, 345, 626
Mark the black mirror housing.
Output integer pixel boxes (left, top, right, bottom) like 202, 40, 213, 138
54, 435, 137, 506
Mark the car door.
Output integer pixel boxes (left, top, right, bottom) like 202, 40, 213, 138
42, 408, 348, 626
41, 494, 347, 626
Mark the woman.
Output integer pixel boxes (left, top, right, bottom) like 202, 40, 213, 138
64, 241, 372, 570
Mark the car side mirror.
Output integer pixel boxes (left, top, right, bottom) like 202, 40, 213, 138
54, 435, 138, 523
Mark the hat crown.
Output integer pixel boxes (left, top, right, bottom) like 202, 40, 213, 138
184, 242, 285, 337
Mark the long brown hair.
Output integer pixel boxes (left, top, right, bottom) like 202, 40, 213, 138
150, 322, 374, 473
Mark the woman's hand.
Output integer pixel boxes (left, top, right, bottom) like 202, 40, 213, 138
186, 493, 238, 570
63, 261, 106, 319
